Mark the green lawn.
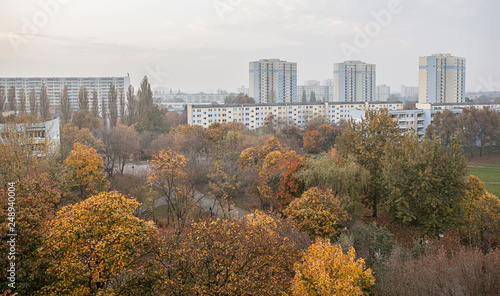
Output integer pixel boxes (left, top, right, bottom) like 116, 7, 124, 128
468, 160, 500, 197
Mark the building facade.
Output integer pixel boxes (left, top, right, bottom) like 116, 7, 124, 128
187, 101, 403, 130
0, 117, 60, 155
333, 61, 376, 102
377, 84, 391, 101
249, 59, 298, 104
419, 53, 466, 104
0, 76, 130, 116
401, 85, 419, 100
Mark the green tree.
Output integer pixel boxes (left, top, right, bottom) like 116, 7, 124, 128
91, 89, 99, 118
119, 90, 125, 122
39, 84, 50, 120
0, 86, 5, 111
302, 89, 307, 103
18, 88, 26, 114
29, 88, 38, 116
126, 85, 137, 126
336, 109, 401, 217
310, 91, 316, 102
69, 110, 101, 131
382, 134, 468, 235
108, 84, 118, 127
60, 85, 72, 127
101, 93, 107, 128
38, 191, 156, 295
78, 86, 89, 112
138, 76, 153, 117
7, 86, 16, 113
425, 109, 462, 147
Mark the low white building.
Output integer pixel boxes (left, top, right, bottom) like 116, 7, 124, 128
0, 118, 60, 155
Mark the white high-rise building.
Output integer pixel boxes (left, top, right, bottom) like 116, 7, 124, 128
0, 76, 130, 116
249, 59, 297, 103
419, 53, 466, 104
377, 84, 391, 101
333, 61, 376, 102
401, 85, 419, 100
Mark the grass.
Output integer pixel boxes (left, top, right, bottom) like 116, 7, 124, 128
467, 156, 500, 197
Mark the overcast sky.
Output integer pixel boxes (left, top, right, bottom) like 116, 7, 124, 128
1, 0, 499, 93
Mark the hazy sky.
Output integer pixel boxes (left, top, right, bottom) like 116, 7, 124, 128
1, 0, 499, 93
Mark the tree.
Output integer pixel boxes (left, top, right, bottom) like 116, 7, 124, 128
224, 93, 255, 104
63, 143, 109, 202
461, 175, 500, 252
60, 85, 72, 127
336, 109, 401, 217
69, 110, 101, 131
105, 124, 140, 175
101, 93, 107, 128
208, 160, 240, 217
292, 238, 375, 296
38, 191, 156, 295
7, 86, 16, 113
108, 84, 118, 128
40, 84, 50, 120
0, 172, 61, 294
382, 134, 468, 235
126, 85, 137, 126
425, 109, 462, 147
285, 187, 349, 240
302, 89, 307, 103
60, 125, 103, 160
0, 86, 5, 111
310, 91, 316, 102
297, 154, 368, 216
147, 149, 195, 226
18, 88, 26, 114
119, 90, 125, 122
29, 88, 37, 116
258, 150, 305, 208
138, 76, 153, 117
91, 89, 99, 118
78, 86, 88, 112
125, 216, 299, 296
303, 125, 321, 153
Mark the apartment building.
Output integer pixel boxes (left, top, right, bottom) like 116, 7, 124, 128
419, 53, 466, 104
333, 61, 376, 102
249, 59, 298, 103
0, 117, 60, 155
187, 101, 403, 130
377, 84, 391, 101
0, 76, 130, 116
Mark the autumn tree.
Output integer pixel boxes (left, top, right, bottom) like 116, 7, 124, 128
224, 93, 255, 104
382, 134, 468, 235
336, 108, 401, 217
208, 160, 240, 217
63, 143, 109, 202
461, 176, 500, 252
147, 149, 195, 225
60, 85, 72, 127
0, 172, 61, 294
60, 125, 103, 160
303, 125, 321, 153
69, 110, 101, 131
108, 84, 118, 128
285, 187, 349, 240
91, 89, 99, 118
18, 88, 26, 114
38, 191, 156, 295
258, 150, 305, 209
39, 84, 50, 120
29, 88, 37, 116
124, 216, 299, 296
126, 85, 137, 126
7, 86, 16, 114
292, 238, 375, 296
78, 86, 88, 112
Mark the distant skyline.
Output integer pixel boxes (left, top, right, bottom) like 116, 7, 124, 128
1, 0, 499, 93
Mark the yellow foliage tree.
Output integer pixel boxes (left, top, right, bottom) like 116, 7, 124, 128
461, 175, 500, 251
38, 191, 156, 295
284, 187, 349, 240
63, 143, 109, 202
292, 238, 375, 296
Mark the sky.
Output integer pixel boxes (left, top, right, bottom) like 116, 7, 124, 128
0, 0, 499, 93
